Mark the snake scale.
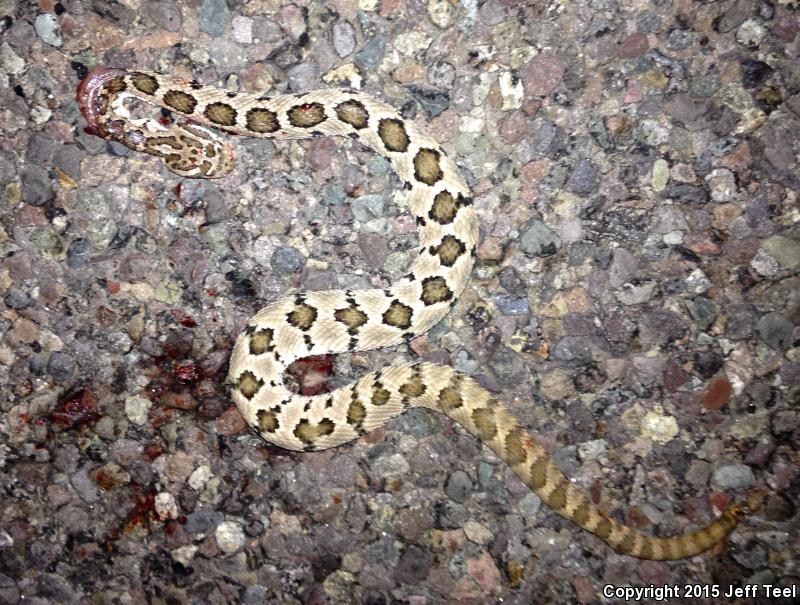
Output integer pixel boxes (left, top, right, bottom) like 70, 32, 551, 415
76, 67, 750, 560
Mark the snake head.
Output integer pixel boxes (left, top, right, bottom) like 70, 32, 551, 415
76, 67, 129, 136
159, 123, 236, 179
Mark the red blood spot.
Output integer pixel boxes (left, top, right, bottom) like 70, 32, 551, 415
144, 444, 164, 460
701, 377, 733, 410
145, 377, 167, 399
171, 309, 198, 328
286, 354, 335, 396
122, 488, 157, 534
159, 389, 196, 410
173, 360, 198, 382
709, 491, 732, 515
91, 467, 121, 491
51, 390, 98, 429
149, 405, 179, 428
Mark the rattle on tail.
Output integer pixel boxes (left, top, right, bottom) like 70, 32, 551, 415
77, 66, 756, 560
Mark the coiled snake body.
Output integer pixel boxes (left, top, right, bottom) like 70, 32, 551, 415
77, 67, 748, 560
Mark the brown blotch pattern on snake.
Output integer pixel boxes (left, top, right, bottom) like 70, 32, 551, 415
163, 90, 198, 114
246, 108, 280, 133
431, 235, 466, 267
593, 515, 613, 540
249, 328, 274, 355
105, 77, 127, 95
382, 300, 413, 330
471, 407, 498, 441
130, 72, 159, 95
504, 428, 528, 466
428, 191, 460, 225
547, 480, 568, 511
257, 409, 279, 433
335, 99, 370, 129
528, 456, 548, 489
413, 148, 443, 186
294, 418, 336, 444
437, 384, 463, 411
572, 501, 591, 526
334, 304, 368, 334
237, 371, 264, 400
399, 373, 426, 398
204, 102, 238, 126
371, 384, 391, 406
287, 302, 318, 331
287, 103, 327, 128
420, 276, 453, 306
378, 118, 410, 152
147, 136, 181, 150
347, 393, 367, 428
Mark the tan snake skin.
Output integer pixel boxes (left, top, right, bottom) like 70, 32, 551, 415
76, 67, 751, 560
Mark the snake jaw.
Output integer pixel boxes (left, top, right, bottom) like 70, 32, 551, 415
76, 67, 129, 136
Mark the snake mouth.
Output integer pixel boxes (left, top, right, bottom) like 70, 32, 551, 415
76, 67, 128, 136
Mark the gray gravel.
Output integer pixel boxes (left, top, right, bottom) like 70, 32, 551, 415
1, 0, 799, 603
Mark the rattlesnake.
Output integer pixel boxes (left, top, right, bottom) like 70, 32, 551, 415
76, 67, 751, 560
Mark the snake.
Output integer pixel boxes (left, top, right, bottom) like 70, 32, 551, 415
75, 66, 752, 561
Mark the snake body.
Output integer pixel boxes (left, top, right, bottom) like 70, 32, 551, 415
76, 67, 747, 560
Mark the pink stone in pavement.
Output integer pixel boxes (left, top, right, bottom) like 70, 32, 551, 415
241, 63, 273, 93
308, 138, 335, 172
618, 32, 649, 59
719, 141, 752, 171
217, 405, 247, 435
392, 214, 416, 235
409, 334, 450, 365
624, 78, 642, 103
477, 237, 503, 261
380, 0, 404, 17
522, 53, 565, 97
499, 110, 529, 144
276, 3, 306, 41
522, 159, 551, 182
671, 163, 696, 183
773, 6, 800, 41
637, 560, 671, 586
465, 552, 502, 596
572, 576, 596, 605
684, 235, 721, 255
